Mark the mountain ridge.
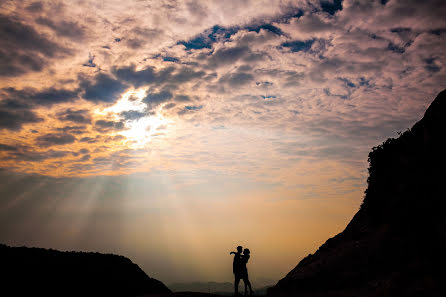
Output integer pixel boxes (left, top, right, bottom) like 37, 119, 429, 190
268, 89, 446, 296
0, 243, 171, 297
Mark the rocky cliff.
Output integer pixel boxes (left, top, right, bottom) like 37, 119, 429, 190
269, 89, 446, 297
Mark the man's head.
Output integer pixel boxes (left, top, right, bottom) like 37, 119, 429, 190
237, 246, 243, 253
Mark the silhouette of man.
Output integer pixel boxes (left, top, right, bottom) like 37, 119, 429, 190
230, 246, 243, 295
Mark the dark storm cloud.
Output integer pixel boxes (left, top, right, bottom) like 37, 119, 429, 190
36, 17, 86, 40
80, 73, 128, 103
35, 133, 76, 147
0, 15, 70, 77
57, 109, 91, 124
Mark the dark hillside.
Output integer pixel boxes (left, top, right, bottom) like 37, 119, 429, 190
269, 89, 446, 297
0, 244, 171, 297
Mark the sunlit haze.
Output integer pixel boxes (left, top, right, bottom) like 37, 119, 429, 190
0, 0, 445, 285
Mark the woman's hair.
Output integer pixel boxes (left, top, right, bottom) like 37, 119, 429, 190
243, 248, 250, 254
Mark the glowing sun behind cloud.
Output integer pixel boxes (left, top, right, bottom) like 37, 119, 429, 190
95, 89, 170, 147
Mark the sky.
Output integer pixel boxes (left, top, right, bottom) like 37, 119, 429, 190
0, 0, 445, 285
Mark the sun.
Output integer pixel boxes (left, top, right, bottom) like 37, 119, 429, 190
121, 113, 168, 147
95, 88, 170, 147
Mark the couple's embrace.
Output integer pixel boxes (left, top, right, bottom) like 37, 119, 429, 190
230, 246, 253, 296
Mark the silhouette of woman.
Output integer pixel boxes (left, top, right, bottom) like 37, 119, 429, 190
240, 248, 253, 296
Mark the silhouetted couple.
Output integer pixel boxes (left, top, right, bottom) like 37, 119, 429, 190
230, 246, 253, 296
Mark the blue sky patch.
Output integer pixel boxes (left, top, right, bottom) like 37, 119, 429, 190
282, 39, 315, 52
246, 24, 283, 35
178, 25, 238, 50
163, 56, 179, 63
320, 0, 343, 15
338, 77, 356, 88
387, 42, 405, 53
425, 58, 440, 73
185, 105, 203, 111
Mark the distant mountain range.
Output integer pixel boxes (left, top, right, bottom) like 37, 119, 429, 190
269, 89, 446, 296
0, 244, 171, 297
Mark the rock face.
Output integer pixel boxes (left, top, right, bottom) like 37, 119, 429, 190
0, 244, 171, 297
269, 89, 446, 297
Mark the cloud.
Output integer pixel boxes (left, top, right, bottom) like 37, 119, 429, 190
208, 46, 250, 68
120, 110, 147, 120
79, 136, 100, 143
0, 15, 70, 77
2, 87, 79, 106
35, 133, 76, 147
55, 125, 87, 135
0, 100, 43, 131
219, 71, 254, 87
113, 65, 157, 88
174, 95, 191, 102
112, 65, 205, 88
0, 110, 42, 131
94, 120, 125, 132
57, 109, 91, 124
36, 17, 86, 41
26, 2, 44, 13
81, 73, 128, 103
0, 143, 70, 161
143, 91, 173, 107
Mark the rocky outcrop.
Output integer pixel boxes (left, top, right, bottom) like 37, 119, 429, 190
269, 89, 446, 297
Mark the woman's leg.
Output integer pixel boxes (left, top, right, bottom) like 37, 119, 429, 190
242, 277, 253, 295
